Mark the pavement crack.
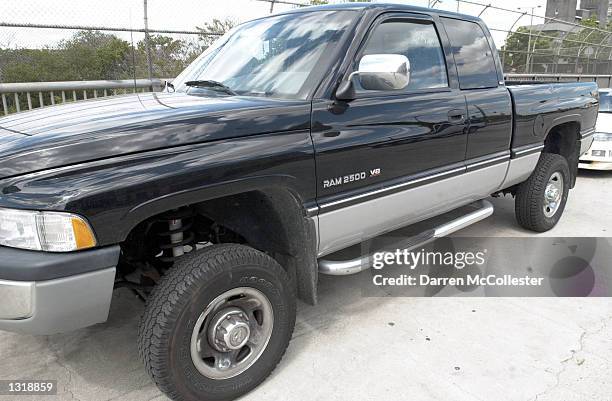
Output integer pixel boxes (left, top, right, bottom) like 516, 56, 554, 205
532, 317, 609, 401
451, 382, 487, 401
47, 338, 81, 401
106, 383, 157, 401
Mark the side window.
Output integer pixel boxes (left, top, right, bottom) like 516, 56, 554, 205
441, 18, 498, 89
359, 20, 448, 91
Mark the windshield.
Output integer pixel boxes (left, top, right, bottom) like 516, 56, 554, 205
600, 90, 612, 113
172, 11, 356, 100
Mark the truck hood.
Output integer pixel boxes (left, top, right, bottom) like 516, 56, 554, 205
0, 92, 310, 179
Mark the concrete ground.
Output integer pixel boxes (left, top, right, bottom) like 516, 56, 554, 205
1, 170, 611, 401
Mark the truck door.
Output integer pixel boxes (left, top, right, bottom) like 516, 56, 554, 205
311, 13, 470, 256
440, 17, 513, 164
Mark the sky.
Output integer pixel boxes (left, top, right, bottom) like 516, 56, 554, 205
0, 0, 552, 49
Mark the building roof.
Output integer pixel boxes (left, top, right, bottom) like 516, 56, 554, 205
528, 22, 581, 33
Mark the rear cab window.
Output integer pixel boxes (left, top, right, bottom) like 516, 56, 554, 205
440, 17, 499, 90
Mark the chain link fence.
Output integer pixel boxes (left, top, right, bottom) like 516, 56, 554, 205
3, 0, 612, 80
0, 0, 299, 85
2, 0, 612, 114
257, 0, 612, 75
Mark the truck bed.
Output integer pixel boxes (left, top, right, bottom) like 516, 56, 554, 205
505, 81, 599, 151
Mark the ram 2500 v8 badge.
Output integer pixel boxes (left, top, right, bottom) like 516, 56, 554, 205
0, 3, 598, 401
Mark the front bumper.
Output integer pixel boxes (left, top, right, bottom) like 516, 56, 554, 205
0, 245, 120, 335
579, 136, 612, 170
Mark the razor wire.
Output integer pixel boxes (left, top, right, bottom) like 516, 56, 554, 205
254, 0, 612, 74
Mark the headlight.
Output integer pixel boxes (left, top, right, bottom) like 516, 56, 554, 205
0, 208, 97, 252
593, 132, 612, 141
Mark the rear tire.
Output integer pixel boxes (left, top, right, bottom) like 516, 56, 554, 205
515, 153, 570, 232
138, 244, 296, 401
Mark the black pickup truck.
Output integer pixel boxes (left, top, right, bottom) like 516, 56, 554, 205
0, 3, 598, 401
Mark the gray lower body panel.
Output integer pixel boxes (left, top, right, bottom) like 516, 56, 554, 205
0, 268, 116, 335
315, 149, 543, 257
316, 162, 509, 257
498, 152, 540, 190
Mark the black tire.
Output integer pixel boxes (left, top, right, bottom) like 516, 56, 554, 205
138, 244, 296, 401
515, 153, 570, 232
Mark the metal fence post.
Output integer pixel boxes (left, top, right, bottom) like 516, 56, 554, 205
143, 0, 154, 89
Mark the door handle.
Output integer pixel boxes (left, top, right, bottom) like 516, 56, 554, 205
448, 110, 465, 123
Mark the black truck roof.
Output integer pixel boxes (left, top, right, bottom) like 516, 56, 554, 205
275, 2, 482, 23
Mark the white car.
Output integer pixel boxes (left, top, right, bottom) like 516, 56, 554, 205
580, 89, 612, 170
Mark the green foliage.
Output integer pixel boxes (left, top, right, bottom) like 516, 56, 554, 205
0, 27, 225, 83
564, 17, 611, 55
135, 34, 202, 78
62, 31, 133, 80
0, 31, 132, 82
197, 18, 237, 48
502, 16, 612, 73
502, 26, 555, 72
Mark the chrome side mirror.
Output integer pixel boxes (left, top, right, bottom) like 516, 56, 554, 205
335, 54, 410, 100
357, 54, 411, 91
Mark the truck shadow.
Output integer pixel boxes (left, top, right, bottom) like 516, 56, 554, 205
41, 289, 155, 399
578, 169, 612, 178
34, 275, 398, 399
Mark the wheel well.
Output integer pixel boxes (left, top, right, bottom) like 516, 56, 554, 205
543, 122, 580, 188
118, 188, 318, 304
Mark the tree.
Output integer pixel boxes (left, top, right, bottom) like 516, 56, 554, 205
61, 31, 132, 80
0, 30, 201, 84
197, 18, 237, 48
501, 26, 554, 73
502, 16, 612, 74
136, 35, 191, 78
0, 31, 132, 83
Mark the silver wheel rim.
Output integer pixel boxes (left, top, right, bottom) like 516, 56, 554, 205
543, 171, 563, 218
190, 287, 274, 380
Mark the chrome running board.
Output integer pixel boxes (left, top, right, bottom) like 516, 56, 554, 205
318, 199, 494, 276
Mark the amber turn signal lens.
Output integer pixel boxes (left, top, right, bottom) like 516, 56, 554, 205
71, 217, 97, 250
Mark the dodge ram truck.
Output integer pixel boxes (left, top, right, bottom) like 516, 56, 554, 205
0, 4, 598, 401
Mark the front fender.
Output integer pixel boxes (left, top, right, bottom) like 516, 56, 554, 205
0, 131, 317, 245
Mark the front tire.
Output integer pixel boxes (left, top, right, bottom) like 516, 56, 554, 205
138, 244, 296, 401
515, 153, 570, 232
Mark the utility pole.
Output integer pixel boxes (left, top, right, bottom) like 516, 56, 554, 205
270, 0, 275, 13
143, 0, 154, 85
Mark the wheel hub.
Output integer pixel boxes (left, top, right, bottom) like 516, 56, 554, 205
545, 186, 560, 202
543, 171, 564, 218
209, 307, 251, 352
190, 287, 274, 380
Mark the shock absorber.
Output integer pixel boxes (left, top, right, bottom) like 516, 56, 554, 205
157, 208, 195, 262
168, 218, 185, 259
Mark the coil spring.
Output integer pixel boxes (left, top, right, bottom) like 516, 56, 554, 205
156, 208, 196, 263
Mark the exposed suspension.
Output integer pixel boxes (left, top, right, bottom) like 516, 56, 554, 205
157, 208, 196, 262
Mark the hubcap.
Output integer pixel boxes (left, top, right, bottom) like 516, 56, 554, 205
190, 287, 274, 380
209, 307, 251, 352
543, 171, 564, 218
